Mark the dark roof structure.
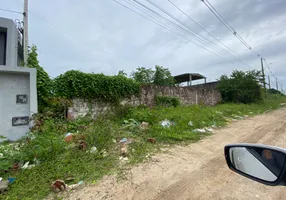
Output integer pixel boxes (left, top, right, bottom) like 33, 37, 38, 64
173, 73, 206, 84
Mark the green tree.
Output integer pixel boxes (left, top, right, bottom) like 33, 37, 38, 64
153, 65, 175, 86
217, 70, 262, 104
118, 70, 127, 77
27, 46, 52, 111
131, 67, 154, 84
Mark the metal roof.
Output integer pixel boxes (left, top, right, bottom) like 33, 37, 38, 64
173, 73, 206, 83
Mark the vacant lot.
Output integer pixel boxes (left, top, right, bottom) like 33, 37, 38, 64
68, 107, 286, 200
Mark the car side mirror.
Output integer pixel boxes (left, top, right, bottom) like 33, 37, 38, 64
225, 143, 286, 186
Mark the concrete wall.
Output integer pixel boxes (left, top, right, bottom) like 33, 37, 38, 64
0, 66, 37, 141
188, 81, 219, 90
68, 85, 221, 119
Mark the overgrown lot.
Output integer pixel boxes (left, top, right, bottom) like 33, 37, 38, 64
1, 95, 286, 199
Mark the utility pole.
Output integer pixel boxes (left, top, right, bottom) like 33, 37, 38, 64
276, 78, 279, 91
23, 0, 29, 66
268, 75, 271, 89
261, 58, 266, 89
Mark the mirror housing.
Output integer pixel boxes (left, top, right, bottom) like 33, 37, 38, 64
225, 143, 286, 186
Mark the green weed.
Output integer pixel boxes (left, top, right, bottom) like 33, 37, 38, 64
1, 95, 285, 199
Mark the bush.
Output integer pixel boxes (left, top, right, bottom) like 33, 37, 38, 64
155, 95, 180, 107
27, 46, 52, 112
53, 70, 140, 102
217, 70, 263, 104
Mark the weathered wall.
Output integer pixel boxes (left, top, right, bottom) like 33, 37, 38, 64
68, 85, 221, 119
188, 81, 219, 90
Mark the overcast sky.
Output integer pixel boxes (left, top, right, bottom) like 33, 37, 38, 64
1, 0, 285, 91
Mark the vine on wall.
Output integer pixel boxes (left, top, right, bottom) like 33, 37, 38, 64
53, 70, 140, 102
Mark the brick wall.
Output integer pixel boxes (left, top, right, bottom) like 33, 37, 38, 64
68, 85, 221, 119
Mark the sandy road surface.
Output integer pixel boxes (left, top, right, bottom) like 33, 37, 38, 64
68, 107, 286, 200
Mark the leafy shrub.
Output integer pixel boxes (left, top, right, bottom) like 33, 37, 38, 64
155, 95, 180, 107
217, 70, 263, 104
53, 70, 140, 102
27, 46, 52, 112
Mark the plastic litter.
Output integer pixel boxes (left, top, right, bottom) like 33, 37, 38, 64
161, 119, 174, 128
194, 129, 207, 133
64, 132, 73, 142
51, 180, 66, 193
0, 180, 9, 193
119, 156, 129, 161
8, 177, 16, 184
67, 181, 84, 191
119, 138, 128, 143
140, 122, 149, 130
205, 128, 214, 132
188, 121, 194, 126
147, 138, 156, 143
89, 147, 97, 153
0, 177, 2, 182
22, 161, 29, 169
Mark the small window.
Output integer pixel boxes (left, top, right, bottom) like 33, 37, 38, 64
0, 27, 7, 65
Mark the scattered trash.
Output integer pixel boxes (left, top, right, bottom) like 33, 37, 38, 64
101, 150, 108, 157
12, 163, 20, 171
194, 129, 207, 133
194, 127, 214, 133
8, 177, 16, 184
89, 147, 97, 153
64, 133, 73, 142
205, 128, 214, 132
0, 177, 2, 182
78, 140, 87, 151
21, 161, 35, 169
67, 181, 84, 191
120, 144, 128, 157
140, 122, 149, 130
119, 156, 129, 162
161, 119, 174, 128
119, 138, 128, 143
188, 121, 194, 126
147, 138, 156, 143
0, 180, 9, 193
29, 120, 35, 130
211, 122, 217, 128
51, 180, 66, 193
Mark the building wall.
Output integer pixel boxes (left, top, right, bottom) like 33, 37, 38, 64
68, 85, 221, 119
0, 67, 37, 142
188, 81, 219, 90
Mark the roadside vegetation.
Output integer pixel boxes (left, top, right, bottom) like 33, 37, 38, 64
0, 47, 285, 199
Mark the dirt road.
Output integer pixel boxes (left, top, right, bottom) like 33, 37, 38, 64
68, 107, 286, 200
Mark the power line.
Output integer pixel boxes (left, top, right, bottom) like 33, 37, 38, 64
111, 0, 233, 61
202, 0, 261, 58
142, 0, 236, 61
167, 0, 254, 68
0, 8, 23, 14
122, 0, 192, 42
